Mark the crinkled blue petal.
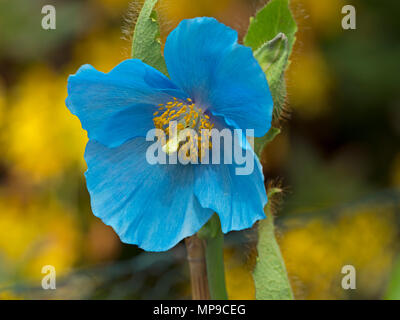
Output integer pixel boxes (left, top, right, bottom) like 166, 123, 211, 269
84, 138, 214, 252
193, 130, 267, 233
66, 59, 188, 148
164, 17, 273, 137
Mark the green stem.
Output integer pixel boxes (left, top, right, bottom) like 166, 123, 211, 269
205, 227, 228, 300
198, 214, 228, 300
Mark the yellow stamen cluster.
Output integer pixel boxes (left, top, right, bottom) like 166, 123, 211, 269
153, 98, 214, 161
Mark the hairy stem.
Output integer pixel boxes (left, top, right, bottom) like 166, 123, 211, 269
185, 235, 210, 300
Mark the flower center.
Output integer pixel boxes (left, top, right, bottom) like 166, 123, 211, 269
153, 98, 214, 159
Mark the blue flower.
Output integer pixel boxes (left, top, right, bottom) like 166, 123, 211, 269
66, 17, 273, 252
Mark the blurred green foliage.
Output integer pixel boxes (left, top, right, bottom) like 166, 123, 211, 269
0, 0, 89, 62
385, 257, 400, 300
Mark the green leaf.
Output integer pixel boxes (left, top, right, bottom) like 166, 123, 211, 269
254, 33, 288, 73
246, 0, 296, 301
131, 0, 168, 76
254, 33, 289, 120
253, 189, 294, 300
244, 0, 297, 122
244, 0, 297, 53
254, 127, 280, 157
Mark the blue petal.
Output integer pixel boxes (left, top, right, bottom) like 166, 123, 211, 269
193, 134, 267, 233
66, 59, 188, 148
164, 17, 273, 137
84, 138, 214, 252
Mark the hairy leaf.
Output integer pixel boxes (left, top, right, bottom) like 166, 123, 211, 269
244, 0, 297, 122
255, 33, 289, 121
246, 2, 297, 300
254, 127, 280, 157
131, 0, 168, 76
244, 0, 296, 53
253, 189, 294, 300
